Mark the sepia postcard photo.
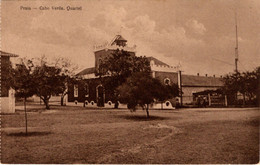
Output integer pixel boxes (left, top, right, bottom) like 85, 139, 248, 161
0, 0, 259, 164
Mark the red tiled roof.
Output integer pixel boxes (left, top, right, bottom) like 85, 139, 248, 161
0, 51, 19, 57
181, 74, 223, 87
76, 67, 95, 76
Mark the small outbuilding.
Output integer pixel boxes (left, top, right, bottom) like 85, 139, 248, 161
1, 51, 18, 113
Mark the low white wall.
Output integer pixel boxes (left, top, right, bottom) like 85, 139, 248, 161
66, 100, 85, 107
1, 97, 10, 113
66, 101, 175, 110
150, 101, 175, 110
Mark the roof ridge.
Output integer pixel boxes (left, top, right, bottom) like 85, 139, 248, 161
76, 67, 96, 76
0, 50, 19, 57
110, 35, 127, 46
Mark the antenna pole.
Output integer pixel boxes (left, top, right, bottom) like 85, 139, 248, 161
235, 11, 239, 72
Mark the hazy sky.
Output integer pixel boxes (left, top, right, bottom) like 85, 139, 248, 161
2, 0, 260, 76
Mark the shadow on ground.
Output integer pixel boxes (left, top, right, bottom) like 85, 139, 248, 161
243, 117, 259, 127
194, 109, 258, 113
117, 114, 169, 121
6, 131, 52, 137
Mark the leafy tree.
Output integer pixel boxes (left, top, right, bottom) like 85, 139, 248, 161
32, 57, 66, 109
242, 69, 259, 101
97, 49, 151, 108
97, 49, 151, 77
12, 59, 35, 135
222, 71, 242, 104
118, 72, 179, 118
222, 67, 259, 106
52, 57, 78, 106
12, 56, 78, 110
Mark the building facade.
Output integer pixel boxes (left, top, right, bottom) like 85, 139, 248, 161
67, 35, 223, 109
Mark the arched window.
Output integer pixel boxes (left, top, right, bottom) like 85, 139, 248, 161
74, 85, 78, 97
85, 85, 89, 97
164, 78, 171, 85
96, 84, 105, 107
97, 58, 103, 73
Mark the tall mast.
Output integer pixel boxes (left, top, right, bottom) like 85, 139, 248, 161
235, 11, 239, 72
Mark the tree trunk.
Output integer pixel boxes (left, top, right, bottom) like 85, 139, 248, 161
61, 95, 64, 106
24, 97, 28, 135
248, 94, 252, 102
43, 99, 50, 110
146, 104, 150, 118
243, 93, 246, 106
114, 101, 119, 109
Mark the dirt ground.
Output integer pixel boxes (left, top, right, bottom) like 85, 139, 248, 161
1, 106, 259, 164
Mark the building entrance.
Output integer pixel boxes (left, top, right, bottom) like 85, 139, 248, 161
97, 85, 104, 107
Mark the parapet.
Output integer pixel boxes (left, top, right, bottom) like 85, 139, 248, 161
93, 42, 136, 52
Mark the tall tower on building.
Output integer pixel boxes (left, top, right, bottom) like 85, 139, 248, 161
93, 35, 136, 72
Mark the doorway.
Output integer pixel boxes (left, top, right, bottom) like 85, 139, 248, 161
96, 85, 105, 107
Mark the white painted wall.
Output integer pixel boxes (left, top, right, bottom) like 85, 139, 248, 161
1, 89, 15, 113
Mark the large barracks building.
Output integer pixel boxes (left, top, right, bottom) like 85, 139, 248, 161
67, 35, 223, 109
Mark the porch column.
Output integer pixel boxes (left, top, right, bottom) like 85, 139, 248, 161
208, 94, 211, 106
177, 70, 183, 106
224, 95, 228, 106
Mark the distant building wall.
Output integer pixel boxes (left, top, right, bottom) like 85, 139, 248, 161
70, 71, 223, 106
154, 71, 178, 85
182, 86, 220, 104
154, 71, 223, 104
94, 49, 114, 71
68, 78, 116, 106
94, 49, 135, 72
1, 56, 10, 97
69, 35, 225, 107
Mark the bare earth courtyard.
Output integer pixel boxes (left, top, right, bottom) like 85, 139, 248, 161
1, 106, 259, 164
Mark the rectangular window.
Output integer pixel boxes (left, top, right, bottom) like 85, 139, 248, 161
74, 85, 78, 97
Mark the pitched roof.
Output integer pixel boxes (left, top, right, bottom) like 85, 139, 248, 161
116, 35, 127, 41
110, 35, 127, 45
147, 56, 170, 67
76, 67, 95, 76
181, 74, 223, 87
0, 51, 19, 57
